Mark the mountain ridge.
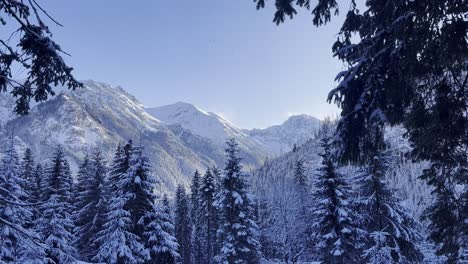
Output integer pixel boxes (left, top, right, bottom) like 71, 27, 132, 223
0, 80, 322, 190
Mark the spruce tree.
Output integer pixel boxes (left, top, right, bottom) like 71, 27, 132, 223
359, 154, 423, 263
140, 195, 180, 264
32, 164, 43, 205
190, 170, 203, 264
20, 148, 35, 198
0, 0, 82, 115
0, 141, 45, 262
125, 142, 158, 240
74, 148, 108, 260
175, 184, 191, 264
94, 193, 145, 264
214, 138, 261, 264
311, 135, 361, 263
287, 159, 311, 262
37, 145, 77, 263
252, 1, 467, 260
211, 166, 222, 257
200, 169, 217, 264
94, 143, 145, 264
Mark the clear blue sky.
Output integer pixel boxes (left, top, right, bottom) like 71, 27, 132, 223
26, 1, 345, 128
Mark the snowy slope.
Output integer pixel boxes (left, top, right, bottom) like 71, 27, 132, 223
247, 114, 320, 155
146, 102, 270, 164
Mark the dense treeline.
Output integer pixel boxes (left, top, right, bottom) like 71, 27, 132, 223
0, 131, 448, 263
0, 137, 260, 263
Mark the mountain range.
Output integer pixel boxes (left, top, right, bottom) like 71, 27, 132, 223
0, 80, 320, 191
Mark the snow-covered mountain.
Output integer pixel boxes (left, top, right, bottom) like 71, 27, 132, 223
146, 102, 270, 163
246, 114, 320, 155
146, 103, 321, 157
0, 81, 227, 191
0, 81, 323, 191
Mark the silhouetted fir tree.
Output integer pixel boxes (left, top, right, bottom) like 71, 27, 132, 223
140, 195, 179, 264
311, 135, 361, 264
37, 146, 77, 263
200, 169, 217, 264
359, 154, 423, 263
175, 184, 191, 264
252, 1, 467, 260
407, 82, 467, 263
190, 170, 203, 264
0, 1, 82, 115
214, 138, 261, 264
74, 148, 108, 261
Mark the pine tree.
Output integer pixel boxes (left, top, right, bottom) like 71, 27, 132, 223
74, 148, 108, 260
214, 138, 261, 264
125, 142, 158, 239
200, 169, 217, 264
407, 82, 467, 263
175, 184, 191, 264
140, 195, 180, 264
287, 159, 311, 262
211, 166, 223, 257
359, 154, 423, 263
311, 135, 361, 263
190, 170, 203, 264
253, 1, 467, 260
94, 193, 146, 264
20, 148, 35, 197
37, 145, 77, 263
94, 143, 145, 264
32, 164, 43, 204
0, 1, 82, 115
0, 140, 46, 262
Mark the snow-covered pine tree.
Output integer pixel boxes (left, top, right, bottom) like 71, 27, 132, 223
190, 170, 203, 264
62, 158, 74, 214
211, 166, 222, 257
37, 145, 77, 263
74, 148, 108, 260
311, 134, 361, 264
214, 138, 261, 264
359, 154, 423, 263
140, 194, 180, 263
175, 184, 191, 264
200, 169, 217, 264
94, 143, 145, 264
124, 141, 158, 240
0, 139, 45, 262
32, 164, 43, 204
290, 159, 311, 262
94, 192, 146, 264
20, 148, 35, 198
